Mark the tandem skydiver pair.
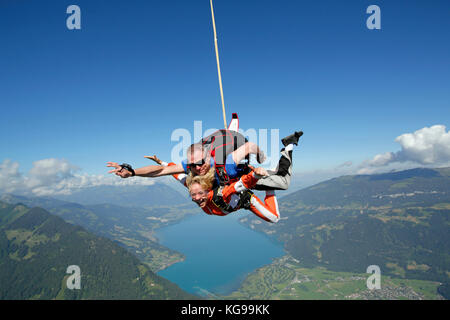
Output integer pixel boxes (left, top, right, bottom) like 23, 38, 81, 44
107, 116, 303, 223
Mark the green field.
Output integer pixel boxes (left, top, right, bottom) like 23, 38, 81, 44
223, 256, 444, 300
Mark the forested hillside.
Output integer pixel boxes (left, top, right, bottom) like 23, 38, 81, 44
240, 167, 450, 298
0, 201, 197, 299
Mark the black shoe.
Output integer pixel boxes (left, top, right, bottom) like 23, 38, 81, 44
281, 131, 303, 147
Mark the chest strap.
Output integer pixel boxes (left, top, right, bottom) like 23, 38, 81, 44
211, 186, 254, 213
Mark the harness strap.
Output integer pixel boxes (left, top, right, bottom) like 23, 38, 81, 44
215, 165, 230, 186
211, 186, 254, 213
211, 186, 234, 213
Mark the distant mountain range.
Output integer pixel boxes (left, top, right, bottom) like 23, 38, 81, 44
0, 201, 197, 299
240, 167, 450, 299
50, 182, 189, 207
282, 167, 450, 207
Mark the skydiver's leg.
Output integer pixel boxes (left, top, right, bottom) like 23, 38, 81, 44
248, 191, 280, 223
252, 131, 302, 191
253, 147, 294, 191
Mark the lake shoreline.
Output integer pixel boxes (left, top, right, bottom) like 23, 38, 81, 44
154, 212, 286, 296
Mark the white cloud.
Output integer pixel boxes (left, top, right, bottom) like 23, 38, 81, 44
291, 124, 450, 188
394, 125, 450, 164
358, 124, 450, 174
0, 159, 24, 194
0, 158, 158, 197
335, 161, 353, 168
364, 152, 395, 167
26, 158, 79, 190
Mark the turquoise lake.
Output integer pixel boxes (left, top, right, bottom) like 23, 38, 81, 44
156, 212, 285, 296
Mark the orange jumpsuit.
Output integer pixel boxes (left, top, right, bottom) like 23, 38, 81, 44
170, 163, 280, 223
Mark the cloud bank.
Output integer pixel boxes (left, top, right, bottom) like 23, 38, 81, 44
0, 158, 157, 197
2, 125, 449, 196
358, 125, 450, 174
290, 124, 450, 189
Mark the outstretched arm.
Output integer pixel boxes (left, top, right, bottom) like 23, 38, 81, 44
231, 142, 266, 164
107, 162, 184, 178
144, 155, 188, 187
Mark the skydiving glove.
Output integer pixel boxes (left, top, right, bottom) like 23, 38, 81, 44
120, 163, 136, 176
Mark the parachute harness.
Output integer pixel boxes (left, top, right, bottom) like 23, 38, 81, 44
211, 186, 254, 214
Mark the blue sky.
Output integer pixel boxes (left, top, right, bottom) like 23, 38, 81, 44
1, 0, 449, 191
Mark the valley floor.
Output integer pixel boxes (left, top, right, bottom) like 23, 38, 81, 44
222, 255, 445, 300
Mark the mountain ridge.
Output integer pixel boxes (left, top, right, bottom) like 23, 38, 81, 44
240, 166, 450, 299
0, 201, 197, 300
0, 193, 199, 272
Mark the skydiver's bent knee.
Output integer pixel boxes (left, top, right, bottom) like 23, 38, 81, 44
249, 195, 280, 223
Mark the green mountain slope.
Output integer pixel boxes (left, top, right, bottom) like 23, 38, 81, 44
239, 167, 450, 299
282, 167, 450, 208
0, 201, 197, 299
0, 194, 199, 271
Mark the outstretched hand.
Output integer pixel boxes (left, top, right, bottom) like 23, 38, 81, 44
256, 150, 266, 164
106, 162, 133, 178
144, 155, 163, 165
253, 167, 269, 177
